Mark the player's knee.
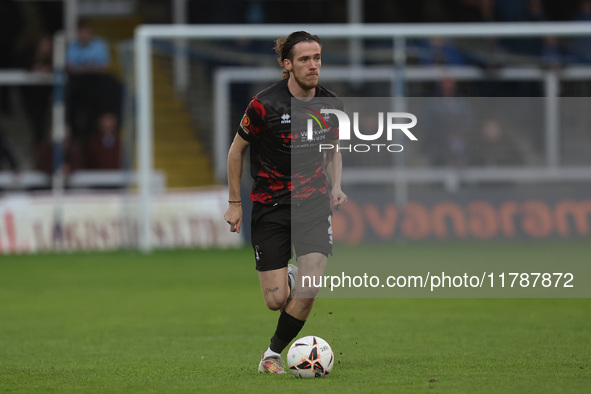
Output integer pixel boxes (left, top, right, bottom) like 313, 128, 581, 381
264, 294, 287, 311
265, 299, 285, 311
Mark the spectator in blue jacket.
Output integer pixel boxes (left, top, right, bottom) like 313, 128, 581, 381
66, 19, 109, 74
65, 19, 120, 145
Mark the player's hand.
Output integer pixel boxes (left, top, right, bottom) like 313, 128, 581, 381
224, 204, 243, 233
330, 187, 348, 211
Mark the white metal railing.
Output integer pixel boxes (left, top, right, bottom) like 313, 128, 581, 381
0, 170, 166, 191
134, 22, 591, 252
0, 70, 53, 85
213, 65, 591, 184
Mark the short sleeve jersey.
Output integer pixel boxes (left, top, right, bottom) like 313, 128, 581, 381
237, 79, 340, 205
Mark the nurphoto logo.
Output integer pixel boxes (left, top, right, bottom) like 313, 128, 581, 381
306, 109, 418, 153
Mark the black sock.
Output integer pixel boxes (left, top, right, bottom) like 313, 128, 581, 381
269, 311, 305, 354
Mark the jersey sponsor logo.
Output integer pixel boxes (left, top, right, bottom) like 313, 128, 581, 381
281, 113, 291, 124
304, 107, 329, 136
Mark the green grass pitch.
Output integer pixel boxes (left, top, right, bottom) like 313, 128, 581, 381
1, 242, 590, 393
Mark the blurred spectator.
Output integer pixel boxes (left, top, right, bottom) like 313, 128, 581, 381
452, 0, 495, 22
416, 38, 465, 66
527, 0, 547, 22
542, 36, 565, 69
66, 19, 109, 74
23, 34, 53, 76
470, 119, 525, 166
495, 0, 546, 56
83, 113, 121, 170
479, 0, 496, 21
35, 129, 82, 176
570, 0, 591, 63
246, 1, 265, 24
495, 0, 530, 21
66, 19, 121, 145
0, 1, 24, 115
421, 77, 475, 167
19, 35, 53, 145
522, 0, 547, 55
0, 125, 20, 173
575, 0, 591, 21
0, 1, 23, 69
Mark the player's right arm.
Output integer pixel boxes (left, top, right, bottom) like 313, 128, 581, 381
224, 133, 250, 233
225, 97, 265, 233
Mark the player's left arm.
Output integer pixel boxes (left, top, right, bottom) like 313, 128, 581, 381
324, 139, 347, 210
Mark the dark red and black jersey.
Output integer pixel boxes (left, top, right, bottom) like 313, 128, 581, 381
237, 79, 340, 205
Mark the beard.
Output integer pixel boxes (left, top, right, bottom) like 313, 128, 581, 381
293, 72, 319, 91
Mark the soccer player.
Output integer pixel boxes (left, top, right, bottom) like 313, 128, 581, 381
224, 31, 347, 374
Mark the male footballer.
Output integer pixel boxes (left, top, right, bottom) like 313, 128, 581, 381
224, 31, 347, 373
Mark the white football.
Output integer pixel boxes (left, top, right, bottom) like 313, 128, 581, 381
287, 336, 334, 378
